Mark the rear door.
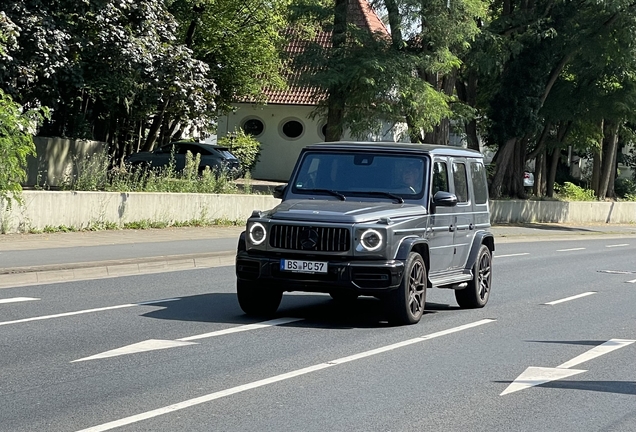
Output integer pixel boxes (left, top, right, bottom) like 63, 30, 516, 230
469, 160, 491, 232
450, 158, 474, 270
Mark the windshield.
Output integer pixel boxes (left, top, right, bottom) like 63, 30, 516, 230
291, 151, 429, 201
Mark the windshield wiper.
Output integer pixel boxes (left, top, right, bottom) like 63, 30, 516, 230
300, 188, 346, 201
351, 191, 404, 204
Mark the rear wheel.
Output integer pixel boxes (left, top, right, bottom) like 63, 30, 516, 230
455, 244, 492, 308
237, 280, 282, 316
386, 252, 427, 325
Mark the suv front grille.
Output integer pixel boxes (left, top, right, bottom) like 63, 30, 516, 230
270, 225, 350, 252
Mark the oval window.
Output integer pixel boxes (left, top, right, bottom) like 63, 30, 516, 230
282, 120, 304, 139
242, 118, 264, 136
321, 124, 328, 139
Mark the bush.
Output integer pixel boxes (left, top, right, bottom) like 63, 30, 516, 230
218, 129, 261, 175
0, 90, 47, 205
614, 177, 636, 199
554, 182, 596, 201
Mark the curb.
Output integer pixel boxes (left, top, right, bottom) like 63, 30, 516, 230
0, 251, 235, 289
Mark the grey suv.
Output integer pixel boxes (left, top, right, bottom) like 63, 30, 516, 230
235, 142, 494, 325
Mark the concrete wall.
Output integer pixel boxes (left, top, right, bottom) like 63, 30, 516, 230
1, 191, 635, 234
25, 137, 108, 187
1, 191, 281, 233
218, 104, 406, 181
490, 200, 636, 224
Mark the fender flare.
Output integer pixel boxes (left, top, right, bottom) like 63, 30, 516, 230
238, 231, 246, 253
464, 231, 495, 271
395, 237, 430, 263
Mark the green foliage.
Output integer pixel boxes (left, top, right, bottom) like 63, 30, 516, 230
614, 177, 636, 199
60, 150, 110, 191
217, 129, 262, 174
166, 0, 288, 112
1, 0, 217, 153
27, 217, 243, 233
554, 182, 597, 201
0, 89, 48, 204
60, 150, 239, 194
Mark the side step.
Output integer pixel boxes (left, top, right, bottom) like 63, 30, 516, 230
430, 271, 473, 289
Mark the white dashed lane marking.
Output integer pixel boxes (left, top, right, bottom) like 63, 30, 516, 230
605, 244, 629, 248
0, 297, 39, 304
556, 248, 586, 252
75, 319, 496, 432
0, 298, 180, 327
496, 253, 530, 258
544, 292, 596, 305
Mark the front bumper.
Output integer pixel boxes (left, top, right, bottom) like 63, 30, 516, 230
236, 251, 405, 295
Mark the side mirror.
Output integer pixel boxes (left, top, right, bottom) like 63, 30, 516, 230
432, 191, 458, 207
273, 184, 287, 199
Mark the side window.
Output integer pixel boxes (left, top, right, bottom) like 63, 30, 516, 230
432, 161, 449, 195
470, 161, 489, 204
452, 162, 469, 203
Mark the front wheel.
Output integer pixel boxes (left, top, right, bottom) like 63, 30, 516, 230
455, 244, 492, 308
386, 252, 427, 325
237, 280, 282, 316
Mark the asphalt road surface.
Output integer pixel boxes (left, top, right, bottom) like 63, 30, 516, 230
1, 236, 635, 432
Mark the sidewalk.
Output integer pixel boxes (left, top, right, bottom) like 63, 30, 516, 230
1, 222, 635, 289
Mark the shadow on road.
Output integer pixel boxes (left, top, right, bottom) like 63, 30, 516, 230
141, 292, 446, 329
495, 380, 636, 396
503, 223, 599, 233
526, 340, 610, 346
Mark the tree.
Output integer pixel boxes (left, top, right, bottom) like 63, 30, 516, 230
166, 0, 288, 113
0, 0, 218, 162
381, 0, 488, 144
0, 17, 46, 204
462, 0, 636, 199
0, 90, 47, 204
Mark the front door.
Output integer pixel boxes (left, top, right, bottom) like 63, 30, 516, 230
426, 158, 454, 275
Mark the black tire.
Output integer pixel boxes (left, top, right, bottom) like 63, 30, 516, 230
237, 279, 282, 316
386, 252, 427, 325
455, 244, 492, 308
329, 291, 358, 303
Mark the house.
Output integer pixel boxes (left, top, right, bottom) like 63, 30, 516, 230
217, 0, 406, 182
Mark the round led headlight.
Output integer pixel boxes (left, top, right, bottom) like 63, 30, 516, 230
248, 222, 267, 245
360, 229, 383, 251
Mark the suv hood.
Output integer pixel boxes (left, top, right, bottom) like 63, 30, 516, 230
264, 199, 427, 223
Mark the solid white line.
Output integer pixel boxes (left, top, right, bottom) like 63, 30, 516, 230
0, 297, 39, 304
544, 292, 596, 305
558, 339, 636, 369
75, 319, 496, 432
177, 317, 302, 341
556, 248, 586, 252
495, 253, 530, 258
0, 298, 180, 327
605, 244, 629, 248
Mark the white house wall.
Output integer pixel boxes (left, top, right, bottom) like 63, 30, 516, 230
219, 103, 406, 181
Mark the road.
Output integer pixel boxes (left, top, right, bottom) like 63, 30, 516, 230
1, 235, 635, 431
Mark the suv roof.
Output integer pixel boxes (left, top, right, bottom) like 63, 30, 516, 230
305, 141, 484, 158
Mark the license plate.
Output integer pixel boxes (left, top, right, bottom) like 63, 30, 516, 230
280, 259, 328, 274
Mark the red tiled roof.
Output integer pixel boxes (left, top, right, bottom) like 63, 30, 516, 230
241, 0, 389, 106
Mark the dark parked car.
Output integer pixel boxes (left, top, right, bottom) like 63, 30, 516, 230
235, 141, 494, 325
125, 141, 241, 177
